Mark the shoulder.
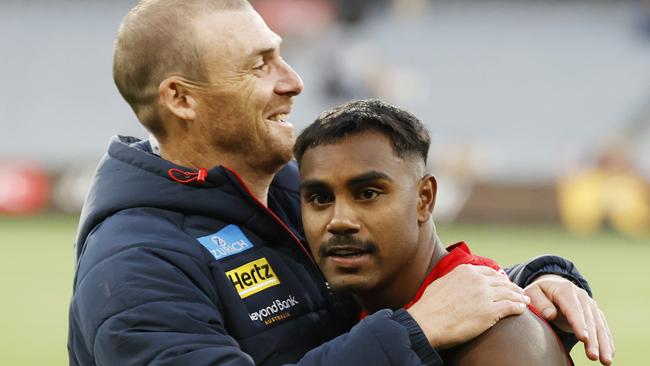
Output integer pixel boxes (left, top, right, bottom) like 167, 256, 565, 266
71, 208, 224, 331
444, 309, 571, 366
75, 208, 216, 285
271, 160, 300, 193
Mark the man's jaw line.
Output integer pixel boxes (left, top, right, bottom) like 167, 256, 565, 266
317, 240, 412, 312
324, 230, 445, 314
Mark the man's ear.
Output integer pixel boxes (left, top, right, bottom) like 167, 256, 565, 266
417, 174, 437, 223
159, 77, 198, 121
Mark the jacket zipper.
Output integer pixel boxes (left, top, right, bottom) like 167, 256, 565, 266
224, 168, 357, 327
223, 167, 318, 267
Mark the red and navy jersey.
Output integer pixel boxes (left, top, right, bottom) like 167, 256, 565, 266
362, 242, 574, 365
404, 242, 506, 309
414, 242, 573, 365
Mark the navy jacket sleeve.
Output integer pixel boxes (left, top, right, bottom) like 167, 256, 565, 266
69, 243, 440, 366
505, 254, 591, 295
295, 310, 441, 366
70, 244, 253, 366
504, 254, 592, 351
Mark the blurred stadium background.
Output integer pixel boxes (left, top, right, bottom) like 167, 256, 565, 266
1, 0, 649, 364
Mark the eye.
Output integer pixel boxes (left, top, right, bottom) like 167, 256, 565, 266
253, 60, 270, 72
357, 189, 381, 201
306, 192, 334, 206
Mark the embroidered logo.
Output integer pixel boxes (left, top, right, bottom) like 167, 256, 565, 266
249, 294, 300, 325
226, 257, 280, 299
197, 225, 254, 260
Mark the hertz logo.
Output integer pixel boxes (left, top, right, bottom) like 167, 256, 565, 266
226, 257, 280, 299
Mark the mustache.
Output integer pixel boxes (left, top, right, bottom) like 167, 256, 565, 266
318, 235, 379, 257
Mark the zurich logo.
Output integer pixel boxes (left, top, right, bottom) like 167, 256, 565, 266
197, 225, 254, 260
211, 235, 227, 247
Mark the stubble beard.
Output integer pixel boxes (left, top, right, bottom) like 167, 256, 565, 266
249, 131, 294, 174
204, 104, 293, 174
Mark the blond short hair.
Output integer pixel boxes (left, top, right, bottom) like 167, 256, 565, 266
113, 0, 249, 136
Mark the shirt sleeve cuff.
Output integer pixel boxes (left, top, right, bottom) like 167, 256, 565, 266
392, 309, 443, 366
510, 254, 592, 297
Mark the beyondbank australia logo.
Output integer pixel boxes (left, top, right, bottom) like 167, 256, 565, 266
249, 295, 300, 326
197, 225, 254, 260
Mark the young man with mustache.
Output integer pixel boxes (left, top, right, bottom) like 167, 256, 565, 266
295, 99, 612, 365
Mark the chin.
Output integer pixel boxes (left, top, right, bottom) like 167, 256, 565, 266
269, 138, 294, 160
253, 146, 293, 173
327, 275, 374, 294
275, 143, 295, 163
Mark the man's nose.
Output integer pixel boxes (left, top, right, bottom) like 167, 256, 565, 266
326, 203, 360, 236
274, 58, 304, 97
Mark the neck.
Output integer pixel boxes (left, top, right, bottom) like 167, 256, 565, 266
225, 164, 274, 206
158, 134, 276, 206
356, 223, 448, 313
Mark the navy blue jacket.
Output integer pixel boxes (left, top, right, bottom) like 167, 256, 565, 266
68, 136, 589, 365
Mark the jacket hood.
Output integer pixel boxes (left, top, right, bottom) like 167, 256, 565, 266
74, 135, 302, 261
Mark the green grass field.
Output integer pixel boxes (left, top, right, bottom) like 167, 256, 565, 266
0, 215, 647, 365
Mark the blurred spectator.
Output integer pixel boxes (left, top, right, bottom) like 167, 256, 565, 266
558, 140, 650, 237
333, 0, 388, 27
51, 163, 96, 214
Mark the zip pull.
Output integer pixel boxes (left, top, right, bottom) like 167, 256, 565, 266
168, 168, 208, 184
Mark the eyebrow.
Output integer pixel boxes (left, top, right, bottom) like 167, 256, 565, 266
346, 171, 393, 186
253, 47, 275, 56
248, 38, 283, 58
300, 171, 393, 191
299, 179, 329, 191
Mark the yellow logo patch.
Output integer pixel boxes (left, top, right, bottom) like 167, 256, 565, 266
226, 257, 280, 299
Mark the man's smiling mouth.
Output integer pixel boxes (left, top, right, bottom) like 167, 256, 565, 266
267, 113, 288, 122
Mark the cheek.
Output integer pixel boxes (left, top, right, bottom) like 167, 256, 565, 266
241, 77, 273, 106
370, 200, 420, 251
301, 208, 325, 254
217, 77, 259, 108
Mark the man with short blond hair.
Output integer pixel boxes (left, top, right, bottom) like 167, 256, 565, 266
112, 0, 249, 136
